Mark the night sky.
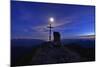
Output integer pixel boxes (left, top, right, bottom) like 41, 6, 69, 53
11, 1, 95, 40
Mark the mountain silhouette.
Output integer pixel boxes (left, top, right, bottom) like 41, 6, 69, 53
29, 42, 81, 65
11, 32, 95, 67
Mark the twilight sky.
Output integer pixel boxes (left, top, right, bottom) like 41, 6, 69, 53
11, 1, 95, 40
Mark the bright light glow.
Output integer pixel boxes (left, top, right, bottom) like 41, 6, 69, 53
79, 32, 95, 36
49, 17, 54, 22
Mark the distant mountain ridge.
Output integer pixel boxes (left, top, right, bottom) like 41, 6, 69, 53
11, 39, 45, 47
61, 38, 95, 48
11, 38, 95, 48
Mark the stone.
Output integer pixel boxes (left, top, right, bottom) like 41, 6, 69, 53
53, 32, 61, 47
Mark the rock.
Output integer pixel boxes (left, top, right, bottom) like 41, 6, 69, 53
53, 32, 61, 47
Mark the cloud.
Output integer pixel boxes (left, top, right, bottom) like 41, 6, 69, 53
23, 29, 29, 32
31, 16, 76, 32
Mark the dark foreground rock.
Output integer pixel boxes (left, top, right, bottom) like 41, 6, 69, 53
11, 39, 95, 67
29, 42, 81, 65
